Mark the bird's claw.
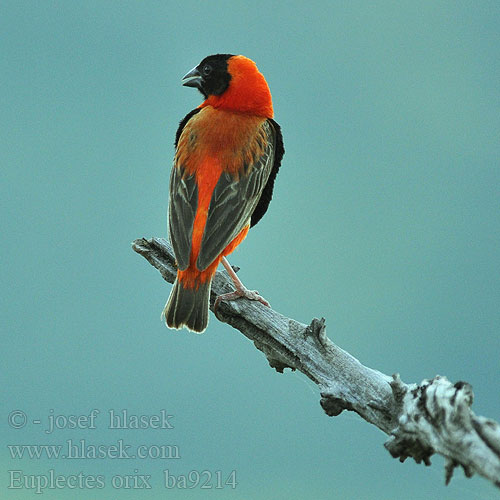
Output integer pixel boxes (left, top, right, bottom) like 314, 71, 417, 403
214, 287, 270, 314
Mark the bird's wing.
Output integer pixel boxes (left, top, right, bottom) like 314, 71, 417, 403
168, 164, 198, 271
250, 118, 284, 227
196, 120, 276, 270
168, 108, 202, 271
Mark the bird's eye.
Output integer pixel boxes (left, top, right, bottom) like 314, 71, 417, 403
202, 64, 212, 76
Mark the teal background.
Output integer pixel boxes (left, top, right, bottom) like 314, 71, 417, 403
2, 1, 499, 498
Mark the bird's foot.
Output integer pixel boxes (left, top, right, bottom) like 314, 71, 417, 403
214, 286, 270, 313
214, 256, 271, 314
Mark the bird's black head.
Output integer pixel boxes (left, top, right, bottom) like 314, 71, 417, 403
181, 54, 234, 98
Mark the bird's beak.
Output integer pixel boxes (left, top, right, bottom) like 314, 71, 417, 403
181, 66, 203, 88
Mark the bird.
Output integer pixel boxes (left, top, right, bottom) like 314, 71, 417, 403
163, 54, 284, 333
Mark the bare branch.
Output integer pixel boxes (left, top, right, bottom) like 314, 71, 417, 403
133, 237, 500, 489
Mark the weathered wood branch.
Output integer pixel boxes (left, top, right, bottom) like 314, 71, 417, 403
133, 237, 500, 489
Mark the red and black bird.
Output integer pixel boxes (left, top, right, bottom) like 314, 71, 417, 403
163, 54, 284, 333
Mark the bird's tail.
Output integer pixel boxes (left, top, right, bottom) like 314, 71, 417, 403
162, 277, 211, 334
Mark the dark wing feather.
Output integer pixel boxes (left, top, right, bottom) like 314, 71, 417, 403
168, 166, 197, 270
250, 118, 284, 227
175, 108, 201, 147
168, 109, 201, 271
196, 120, 276, 270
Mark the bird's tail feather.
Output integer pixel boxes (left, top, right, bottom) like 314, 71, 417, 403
162, 278, 211, 334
